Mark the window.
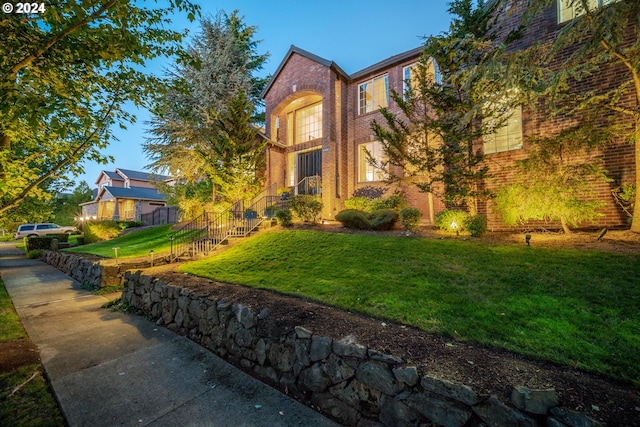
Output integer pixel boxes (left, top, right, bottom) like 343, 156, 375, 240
403, 59, 442, 98
558, 0, 616, 23
358, 141, 387, 182
295, 102, 322, 143
359, 75, 388, 115
286, 102, 322, 145
483, 106, 523, 154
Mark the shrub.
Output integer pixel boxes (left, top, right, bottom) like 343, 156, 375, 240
372, 192, 405, 211
275, 209, 293, 227
118, 220, 142, 229
27, 249, 44, 259
368, 209, 399, 231
84, 220, 125, 243
353, 186, 385, 199
289, 195, 323, 224
434, 210, 469, 234
25, 237, 57, 251
400, 207, 423, 231
465, 214, 487, 237
344, 196, 375, 212
335, 209, 370, 230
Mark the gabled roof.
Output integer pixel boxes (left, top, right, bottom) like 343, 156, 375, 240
115, 168, 169, 182
95, 170, 124, 185
261, 45, 349, 98
350, 46, 425, 81
102, 186, 166, 201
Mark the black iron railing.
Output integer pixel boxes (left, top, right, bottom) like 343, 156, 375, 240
169, 183, 281, 261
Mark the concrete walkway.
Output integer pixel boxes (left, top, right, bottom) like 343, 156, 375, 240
0, 242, 338, 427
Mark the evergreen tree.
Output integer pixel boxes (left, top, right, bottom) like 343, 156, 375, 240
144, 11, 269, 216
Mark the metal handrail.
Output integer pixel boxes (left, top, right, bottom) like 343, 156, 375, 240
169, 183, 281, 261
295, 175, 322, 196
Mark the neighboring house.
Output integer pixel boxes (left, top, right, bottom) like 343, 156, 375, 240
80, 168, 171, 221
260, 0, 636, 229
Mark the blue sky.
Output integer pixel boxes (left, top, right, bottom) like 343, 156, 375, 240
74, 0, 454, 187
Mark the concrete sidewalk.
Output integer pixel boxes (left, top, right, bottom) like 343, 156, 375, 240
0, 242, 338, 427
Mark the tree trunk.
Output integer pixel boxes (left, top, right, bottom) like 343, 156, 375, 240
630, 119, 640, 233
560, 217, 571, 234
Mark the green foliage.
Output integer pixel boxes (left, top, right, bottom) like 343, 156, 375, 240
368, 209, 399, 231
335, 209, 370, 230
288, 195, 323, 224
145, 11, 269, 208
434, 210, 469, 233
0, 277, 27, 342
26, 249, 44, 259
372, 192, 405, 211
179, 229, 640, 385
612, 183, 635, 220
400, 207, 423, 231
344, 196, 375, 213
25, 237, 56, 251
464, 214, 487, 237
83, 221, 124, 244
0, 1, 200, 217
493, 125, 609, 233
336, 209, 399, 231
275, 209, 293, 227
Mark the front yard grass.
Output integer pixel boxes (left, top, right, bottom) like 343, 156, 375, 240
65, 224, 173, 258
180, 230, 640, 386
0, 277, 65, 426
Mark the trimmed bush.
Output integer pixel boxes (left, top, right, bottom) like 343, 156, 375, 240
27, 249, 44, 259
275, 209, 293, 227
368, 209, 399, 231
372, 192, 405, 211
344, 196, 375, 212
400, 207, 423, 231
335, 209, 370, 230
434, 210, 469, 234
465, 214, 487, 237
84, 220, 125, 243
353, 186, 385, 199
289, 195, 323, 224
25, 237, 55, 251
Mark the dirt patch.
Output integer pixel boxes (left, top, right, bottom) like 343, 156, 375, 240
143, 225, 640, 425
0, 338, 40, 372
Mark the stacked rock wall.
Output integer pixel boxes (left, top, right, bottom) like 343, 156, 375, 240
121, 270, 604, 427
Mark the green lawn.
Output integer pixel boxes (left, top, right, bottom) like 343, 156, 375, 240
0, 277, 65, 426
180, 230, 640, 385
65, 225, 173, 258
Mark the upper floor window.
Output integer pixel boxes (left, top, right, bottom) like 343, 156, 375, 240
403, 58, 442, 99
558, 0, 616, 23
483, 106, 523, 155
286, 102, 323, 145
359, 75, 388, 115
358, 141, 387, 182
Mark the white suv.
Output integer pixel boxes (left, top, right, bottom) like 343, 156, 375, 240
14, 223, 77, 239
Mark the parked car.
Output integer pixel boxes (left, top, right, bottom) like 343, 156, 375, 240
14, 223, 77, 239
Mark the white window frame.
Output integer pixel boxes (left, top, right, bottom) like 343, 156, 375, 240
558, 0, 616, 23
483, 106, 523, 155
358, 75, 389, 115
358, 141, 387, 182
403, 58, 442, 99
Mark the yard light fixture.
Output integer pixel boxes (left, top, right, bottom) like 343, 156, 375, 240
149, 249, 154, 267
525, 234, 531, 246
451, 220, 459, 236
112, 247, 120, 265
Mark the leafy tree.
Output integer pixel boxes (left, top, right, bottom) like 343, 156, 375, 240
51, 181, 95, 225
144, 11, 269, 213
513, 0, 640, 231
494, 123, 612, 233
0, 1, 199, 217
369, 0, 519, 216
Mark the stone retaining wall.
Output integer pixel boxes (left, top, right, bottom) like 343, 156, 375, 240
41, 251, 165, 289
121, 270, 604, 427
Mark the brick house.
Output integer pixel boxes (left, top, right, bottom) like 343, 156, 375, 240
261, 0, 636, 230
80, 168, 171, 221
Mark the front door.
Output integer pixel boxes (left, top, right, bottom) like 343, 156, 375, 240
296, 149, 322, 195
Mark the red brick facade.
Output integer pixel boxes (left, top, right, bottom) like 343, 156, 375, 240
262, 2, 636, 229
